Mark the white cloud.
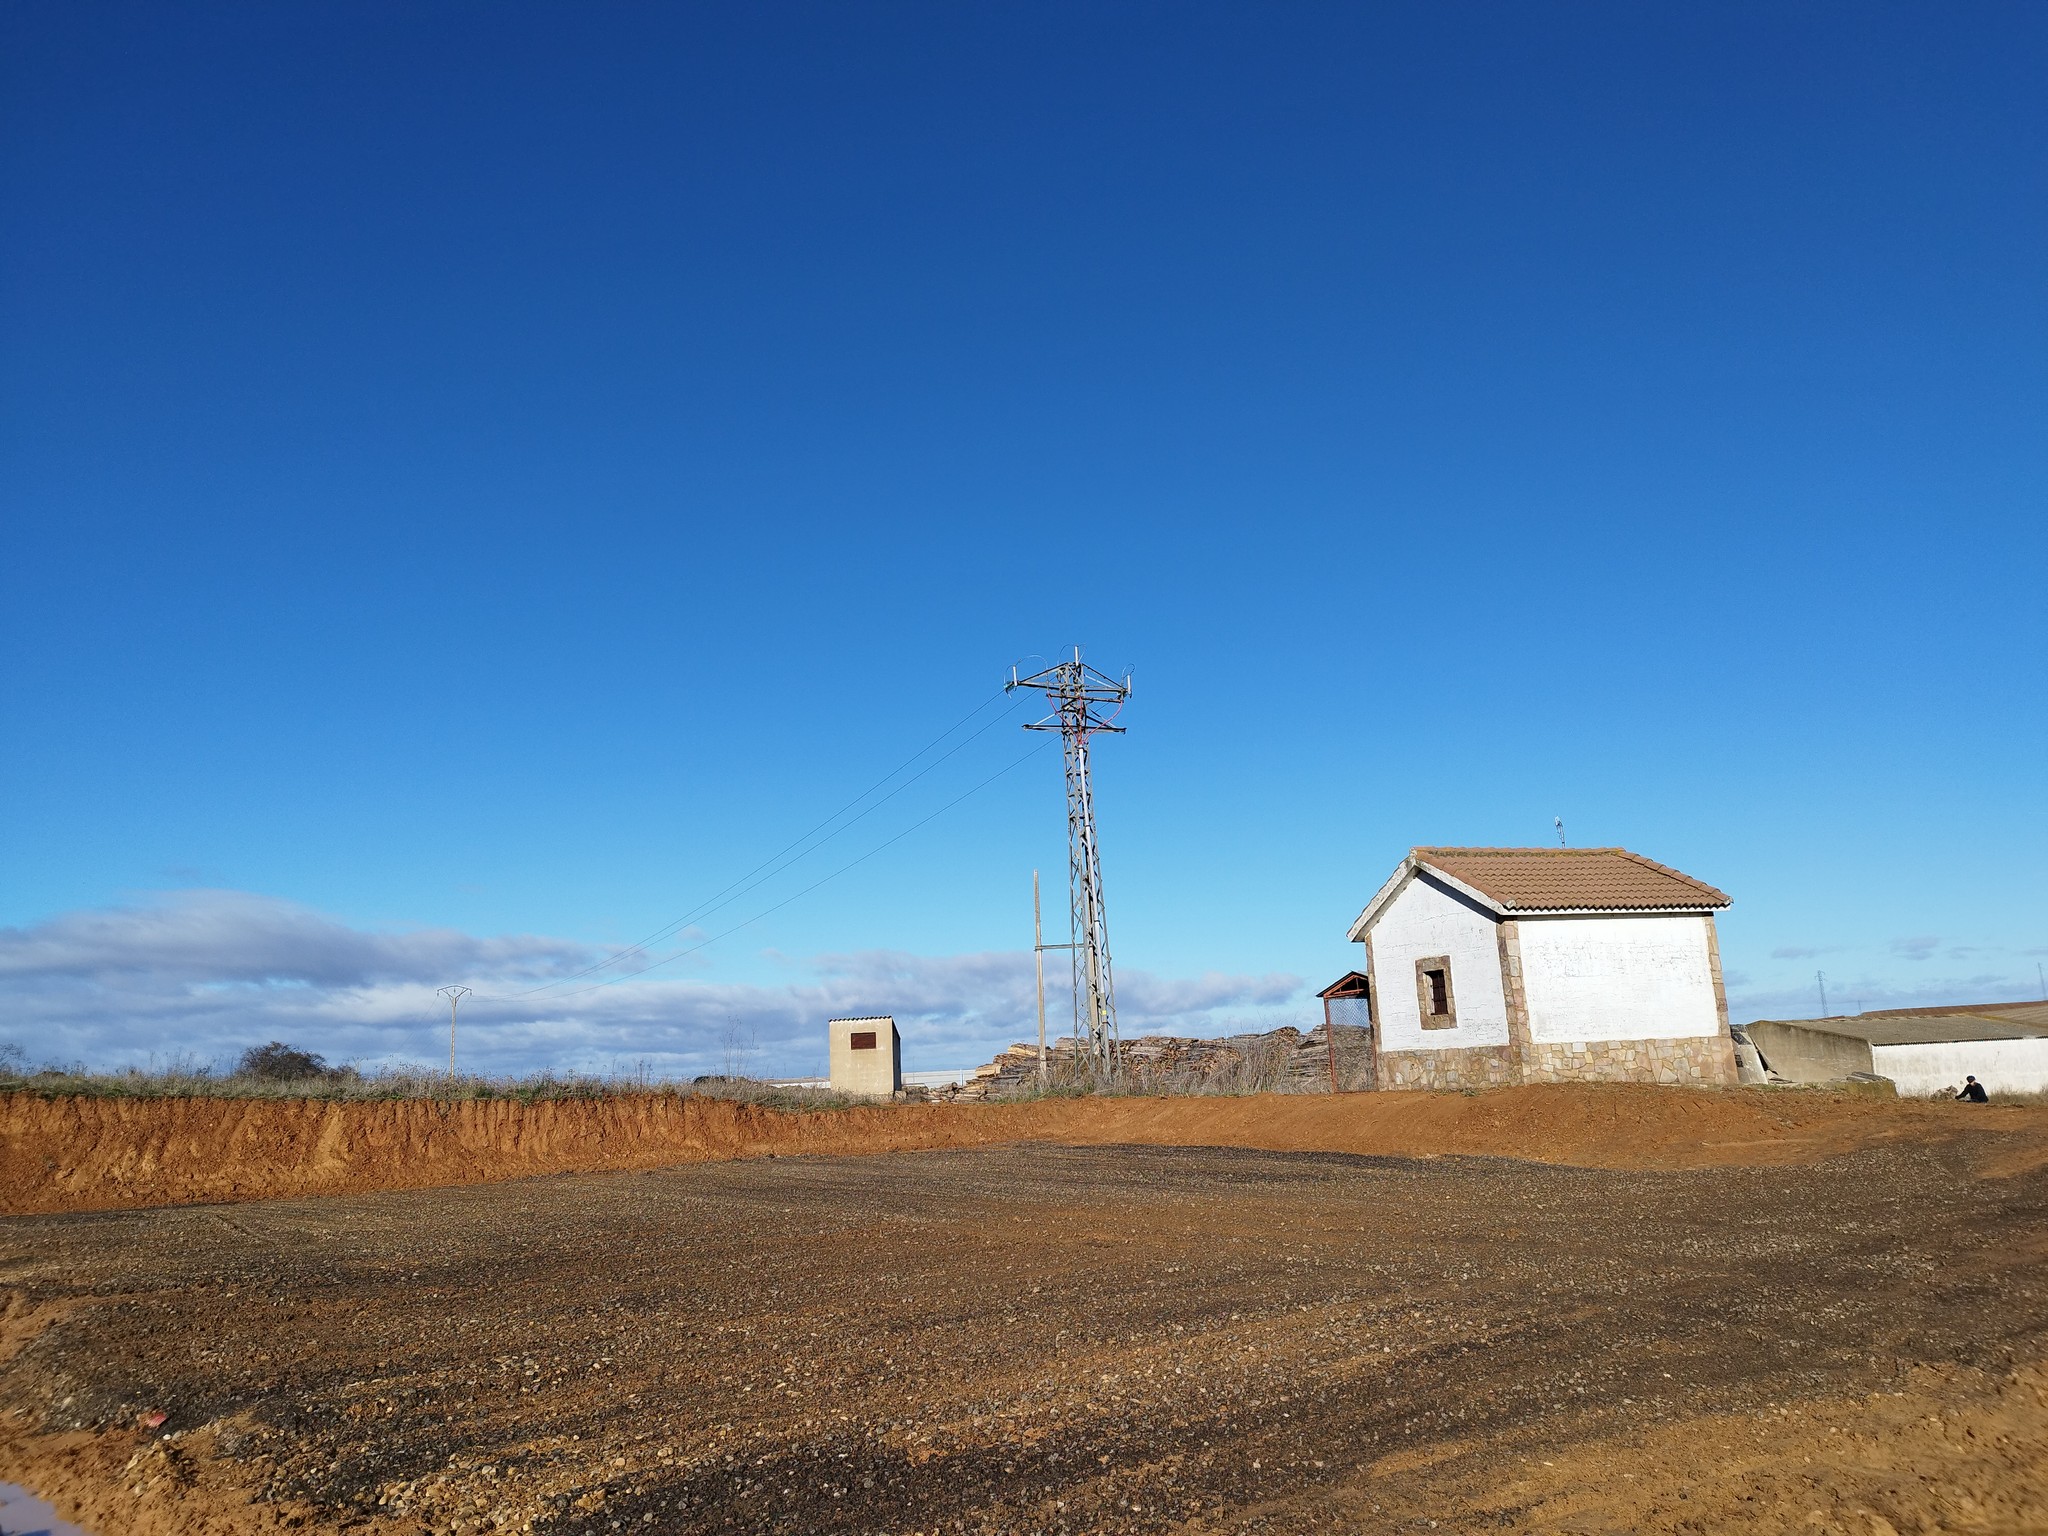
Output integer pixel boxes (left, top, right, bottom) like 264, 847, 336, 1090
0, 888, 585, 987
0, 890, 1305, 1079
1889, 935, 1942, 961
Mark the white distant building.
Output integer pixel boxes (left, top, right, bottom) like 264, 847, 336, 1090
1347, 846, 1739, 1090
1746, 1002, 2048, 1096
826, 1015, 901, 1097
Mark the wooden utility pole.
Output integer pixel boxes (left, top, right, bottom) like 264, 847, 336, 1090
1033, 869, 1048, 1087
1325, 993, 1340, 1094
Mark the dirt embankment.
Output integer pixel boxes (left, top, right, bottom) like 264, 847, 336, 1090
4, 1082, 2041, 1216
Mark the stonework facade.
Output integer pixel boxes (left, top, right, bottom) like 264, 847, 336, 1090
1519, 1033, 1737, 1087
1375, 1034, 1735, 1090
1376, 1044, 1521, 1091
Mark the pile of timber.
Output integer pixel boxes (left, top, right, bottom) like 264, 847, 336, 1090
930, 1023, 1373, 1101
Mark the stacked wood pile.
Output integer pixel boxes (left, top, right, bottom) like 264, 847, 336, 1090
931, 1024, 1373, 1101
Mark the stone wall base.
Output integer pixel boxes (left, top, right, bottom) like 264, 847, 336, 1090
1376, 1045, 1520, 1091
1522, 1034, 1737, 1087
1374, 1034, 1738, 1091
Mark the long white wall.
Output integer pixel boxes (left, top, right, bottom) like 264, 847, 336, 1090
1517, 914, 1721, 1044
1367, 873, 1509, 1051
1871, 1038, 2048, 1097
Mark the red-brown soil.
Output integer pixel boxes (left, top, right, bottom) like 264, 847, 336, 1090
2, 1134, 2045, 1535
5, 1083, 2042, 1215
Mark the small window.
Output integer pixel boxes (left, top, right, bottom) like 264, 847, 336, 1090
1414, 956, 1457, 1029
850, 1030, 878, 1051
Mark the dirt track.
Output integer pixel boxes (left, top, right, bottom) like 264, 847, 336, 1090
6, 1084, 2044, 1215
3, 1115, 2047, 1535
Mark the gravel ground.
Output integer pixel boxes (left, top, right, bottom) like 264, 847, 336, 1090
3, 1139, 2045, 1534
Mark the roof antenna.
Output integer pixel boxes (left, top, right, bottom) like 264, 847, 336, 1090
1553, 816, 1565, 847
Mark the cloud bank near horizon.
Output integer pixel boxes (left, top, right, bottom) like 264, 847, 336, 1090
6, 891, 2037, 1080
0, 890, 1305, 1078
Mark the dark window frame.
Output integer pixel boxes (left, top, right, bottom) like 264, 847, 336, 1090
1414, 956, 1458, 1029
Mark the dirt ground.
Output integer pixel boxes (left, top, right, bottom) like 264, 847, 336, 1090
4, 1128, 2046, 1535
8, 1082, 2043, 1216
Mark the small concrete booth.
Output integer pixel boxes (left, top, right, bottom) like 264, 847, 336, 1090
827, 1015, 902, 1097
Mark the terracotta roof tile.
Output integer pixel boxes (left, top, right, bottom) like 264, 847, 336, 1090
1411, 847, 1730, 911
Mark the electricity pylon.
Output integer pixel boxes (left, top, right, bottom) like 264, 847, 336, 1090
437, 986, 470, 1079
1007, 649, 1130, 1076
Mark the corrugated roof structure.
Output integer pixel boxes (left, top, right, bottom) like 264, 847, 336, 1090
1410, 847, 1731, 912
1747, 1000, 2048, 1047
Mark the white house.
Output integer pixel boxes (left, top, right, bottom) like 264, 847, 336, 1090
1347, 847, 1738, 1090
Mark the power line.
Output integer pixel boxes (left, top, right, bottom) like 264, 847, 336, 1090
490, 685, 1023, 999
495, 737, 1055, 1004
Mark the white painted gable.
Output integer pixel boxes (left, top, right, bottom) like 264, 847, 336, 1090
1366, 872, 1510, 1051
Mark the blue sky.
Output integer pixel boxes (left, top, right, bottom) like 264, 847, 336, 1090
3, 3, 2043, 1078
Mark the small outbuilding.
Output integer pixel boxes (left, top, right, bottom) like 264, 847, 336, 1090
827, 1015, 902, 1097
1746, 1001, 2048, 1097
1316, 971, 1377, 1090
1347, 846, 1738, 1090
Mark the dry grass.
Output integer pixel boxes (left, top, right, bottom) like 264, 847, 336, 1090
0, 1052, 864, 1110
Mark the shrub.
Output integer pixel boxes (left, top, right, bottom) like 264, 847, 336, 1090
236, 1041, 335, 1081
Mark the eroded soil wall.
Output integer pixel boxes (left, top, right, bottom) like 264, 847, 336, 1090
6, 1082, 2041, 1215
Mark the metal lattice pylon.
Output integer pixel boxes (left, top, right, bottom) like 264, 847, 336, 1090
1007, 649, 1130, 1077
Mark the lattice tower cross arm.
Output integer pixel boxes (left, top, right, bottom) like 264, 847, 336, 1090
1005, 651, 1130, 1075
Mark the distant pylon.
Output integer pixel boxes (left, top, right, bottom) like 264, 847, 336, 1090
437, 986, 471, 1079
1007, 649, 1131, 1076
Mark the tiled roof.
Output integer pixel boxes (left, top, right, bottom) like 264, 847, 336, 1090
1411, 847, 1731, 912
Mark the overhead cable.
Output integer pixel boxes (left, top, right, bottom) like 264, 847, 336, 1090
475, 684, 1027, 1002
508, 737, 1054, 1002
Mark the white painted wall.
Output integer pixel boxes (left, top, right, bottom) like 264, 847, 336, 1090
1517, 914, 1721, 1044
1365, 873, 1509, 1051
1871, 1038, 2048, 1098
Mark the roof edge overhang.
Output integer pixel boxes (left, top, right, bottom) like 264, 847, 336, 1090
1507, 904, 1729, 917
1348, 856, 1729, 941
1348, 858, 1507, 941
